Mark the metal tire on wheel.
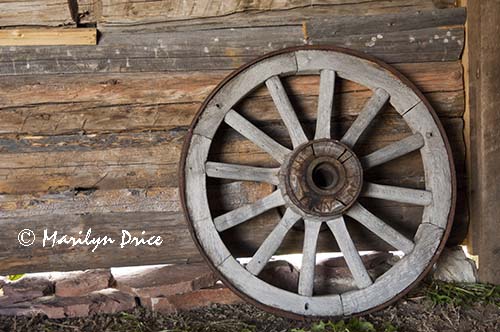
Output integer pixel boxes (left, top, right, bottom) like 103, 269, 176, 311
180, 46, 456, 319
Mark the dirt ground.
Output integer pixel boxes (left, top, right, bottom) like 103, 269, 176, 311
0, 282, 499, 332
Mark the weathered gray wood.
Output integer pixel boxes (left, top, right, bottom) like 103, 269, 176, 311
315, 69, 336, 139
0, 0, 75, 27
224, 109, 291, 164
0, 8, 465, 76
246, 208, 301, 275
467, 0, 500, 285
362, 182, 433, 206
341, 88, 390, 147
298, 220, 322, 297
326, 217, 372, 289
206, 162, 280, 185
99, 0, 458, 27
341, 223, 444, 315
266, 76, 309, 148
214, 190, 285, 232
219, 252, 343, 316
346, 203, 415, 254
361, 133, 425, 170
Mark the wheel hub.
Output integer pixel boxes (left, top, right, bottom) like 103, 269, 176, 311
279, 139, 363, 218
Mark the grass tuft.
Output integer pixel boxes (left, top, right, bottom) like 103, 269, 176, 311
426, 280, 500, 307
291, 318, 396, 332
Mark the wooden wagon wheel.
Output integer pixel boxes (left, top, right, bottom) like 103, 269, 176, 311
180, 46, 455, 318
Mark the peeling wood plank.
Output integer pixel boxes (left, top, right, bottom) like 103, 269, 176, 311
0, 28, 96, 46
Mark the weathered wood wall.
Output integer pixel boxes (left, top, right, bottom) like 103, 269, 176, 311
0, 0, 466, 274
467, 0, 500, 285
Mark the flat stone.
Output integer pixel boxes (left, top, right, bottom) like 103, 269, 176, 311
432, 246, 478, 283
142, 285, 243, 314
114, 263, 218, 298
2, 276, 54, 300
258, 260, 299, 292
88, 288, 137, 315
314, 252, 398, 295
53, 269, 113, 297
0, 289, 136, 318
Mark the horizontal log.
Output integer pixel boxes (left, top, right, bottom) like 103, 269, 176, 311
0, 188, 467, 274
99, 0, 456, 27
0, 62, 463, 136
0, 8, 465, 76
0, 0, 74, 27
0, 116, 464, 194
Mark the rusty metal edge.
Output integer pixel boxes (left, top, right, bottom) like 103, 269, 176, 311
178, 45, 457, 321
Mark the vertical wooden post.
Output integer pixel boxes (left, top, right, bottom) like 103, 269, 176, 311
467, 0, 500, 284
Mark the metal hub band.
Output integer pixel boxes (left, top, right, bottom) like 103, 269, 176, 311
279, 139, 363, 218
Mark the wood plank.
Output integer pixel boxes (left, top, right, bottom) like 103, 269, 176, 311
206, 162, 280, 185
326, 217, 372, 289
213, 190, 285, 232
361, 182, 433, 206
246, 208, 301, 275
0, 117, 465, 195
0, 8, 465, 76
341, 88, 389, 147
467, 0, 500, 285
98, 0, 457, 27
346, 203, 415, 254
265, 76, 309, 147
315, 69, 336, 139
0, 69, 464, 136
0, 28, 97, 46
224, 109, 291, 163
0, 0, 75, 27
298, 220, 321, 296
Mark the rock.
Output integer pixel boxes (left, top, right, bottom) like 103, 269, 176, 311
432, 246, 478, 283
53, 269, 113, 297
114, 263, 218, 298
88, 288, 137, 315
257, 260, 299, 292
314, 252, 398, 295
142, 285, 243, 314
2, 276, 54, 301
0, 289, 136, 318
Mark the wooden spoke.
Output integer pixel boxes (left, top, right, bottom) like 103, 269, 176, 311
315, 69, 336, 140
246, 208, 302, 275
214, 190, 285, 232
298, 220, 322, 296
326, 217, 372, 289
206, 162, 280, 185
341, 88, 390, 147
362, 182, 433, 206
265, 75, 309, 147
361, 133, 424, 170
346, 202, 415, 255
224, 109, 291, 164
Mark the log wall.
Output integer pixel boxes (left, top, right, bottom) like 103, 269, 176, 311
0, 0, 466, 274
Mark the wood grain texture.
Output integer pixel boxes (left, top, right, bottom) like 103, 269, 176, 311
0, 28, 97, 46
98, 0, 457, 27
467, 0, 500, 285
0, 5, 467, 274
0, 0, 75, 27
0, 8, 465, 76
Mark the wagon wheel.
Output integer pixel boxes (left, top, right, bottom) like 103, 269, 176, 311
180, 46, 455, 318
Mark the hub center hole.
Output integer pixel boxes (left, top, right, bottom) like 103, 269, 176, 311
312, 162, 338, 190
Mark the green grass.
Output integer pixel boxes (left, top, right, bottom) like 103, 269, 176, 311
291, 318, 398, 332
426, 280, 500, 307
